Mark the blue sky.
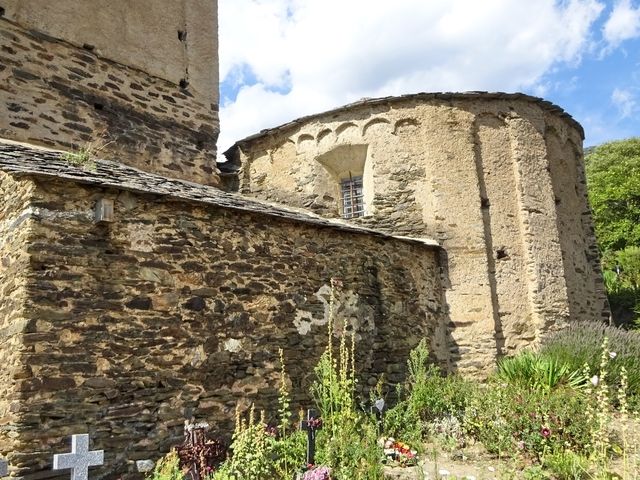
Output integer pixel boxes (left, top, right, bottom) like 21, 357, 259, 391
548, 1, 640, 146
218, 0, 640, 153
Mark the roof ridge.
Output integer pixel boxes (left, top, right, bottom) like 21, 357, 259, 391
223, 91, 583, 158
0, 140, 439, 249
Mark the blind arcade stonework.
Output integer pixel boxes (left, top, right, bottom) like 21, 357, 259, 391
0, 1, 608, 478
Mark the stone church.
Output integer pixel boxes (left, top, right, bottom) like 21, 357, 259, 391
0, 1, 608, 478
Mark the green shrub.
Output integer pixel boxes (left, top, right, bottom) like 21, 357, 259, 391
540, 322, 640, 404
523, 464, 548, 480
214, 405, 273, 479
585, 137, 640, 252
273, 348, 306, 478
271, 429, 306, 479
383, 393, 422, 447
311, 280, 383, 480
602, 248, 640, 327
406, 359, 474, 421
542, 450, 590, 480
212, 407, 306, 480
315, 407, 382, 480
463, 381, 591, 460
384, 339, 475, 445
214, 348, 306, 479
496, 350, 585, 392
149, 451, 182, 480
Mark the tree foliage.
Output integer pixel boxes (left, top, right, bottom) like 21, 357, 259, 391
585, 138, 640, 252
586, 138, 640, 325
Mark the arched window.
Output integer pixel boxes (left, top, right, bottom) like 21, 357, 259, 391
316, 144, 372, 219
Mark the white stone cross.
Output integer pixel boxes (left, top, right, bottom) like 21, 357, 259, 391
0, 458, 8, 476
53, 434, 104, 480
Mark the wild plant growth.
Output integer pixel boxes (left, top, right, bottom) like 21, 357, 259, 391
384, 339, 474, 447
496, 350, 585, 392
213, 349, 305, 480
149, 313, 640, 479
311, 278, 383, 480
541, 321, 640, 404
62, 131, 113, 170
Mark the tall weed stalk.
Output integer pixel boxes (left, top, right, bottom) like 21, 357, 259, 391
311, 278, 383, 480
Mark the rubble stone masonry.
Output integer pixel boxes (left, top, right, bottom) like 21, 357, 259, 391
0, 172, 35, 468
0, 0, 611, 474
0, 144, 443, 479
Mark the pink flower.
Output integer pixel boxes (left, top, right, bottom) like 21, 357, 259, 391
307, 417, 323, 429
303, 465, 331, 480
541, 427, 551, 438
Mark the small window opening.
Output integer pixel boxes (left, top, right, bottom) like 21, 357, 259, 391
340, 173, 364, 219
316, 144, 369, 219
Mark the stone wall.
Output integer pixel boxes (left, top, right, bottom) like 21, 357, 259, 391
223, 93, 610, 373
0, 172, 35, 463
0, 160, 443, 479
0, 4, 220, 186
1, 0, 219, 103
545, 127, 606, 322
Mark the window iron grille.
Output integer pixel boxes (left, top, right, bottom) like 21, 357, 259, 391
340, 175, 364, 219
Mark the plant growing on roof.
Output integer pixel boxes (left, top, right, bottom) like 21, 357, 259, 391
62, 131, 113, 171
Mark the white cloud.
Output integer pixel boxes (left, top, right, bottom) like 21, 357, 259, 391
219, 0, 293, 88
611, 87, 638, 117
218, 0, 605, 156
603, 0, 640, 48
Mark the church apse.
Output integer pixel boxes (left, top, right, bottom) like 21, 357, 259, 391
223, 92, 610, 374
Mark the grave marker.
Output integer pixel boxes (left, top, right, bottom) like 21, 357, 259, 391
374, 398, 385, 435
175, 421, 226, 480
300, 409, 322, 466
53, 434, 104, 480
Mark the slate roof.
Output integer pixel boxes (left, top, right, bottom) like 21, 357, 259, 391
0, 140, 439, 248
223, 91, 584, 160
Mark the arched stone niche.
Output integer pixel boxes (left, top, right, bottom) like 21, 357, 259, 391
316, 144, 374, 217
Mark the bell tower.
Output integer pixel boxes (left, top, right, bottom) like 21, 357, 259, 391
0, 0, 220, 185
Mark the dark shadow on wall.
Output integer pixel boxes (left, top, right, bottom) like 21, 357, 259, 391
434, 249, 463, 374
472, 117, 505, 361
